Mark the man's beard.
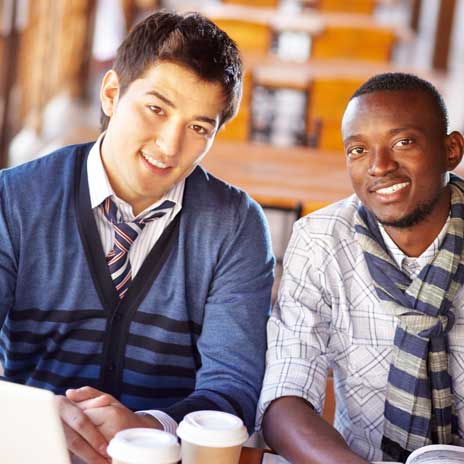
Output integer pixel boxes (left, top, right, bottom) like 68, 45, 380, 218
376, 194, 441, 229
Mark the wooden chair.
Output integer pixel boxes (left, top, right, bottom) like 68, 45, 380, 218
223, 0, 279, 7
311, 24, 397, 62
210, 18, 273, 55
217, 71, 253, 142
315, 0, 376, 14
306, 76, 365, 150
322, 375, 336, 424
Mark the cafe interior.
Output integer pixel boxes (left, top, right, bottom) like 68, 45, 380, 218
0, 0, 463, 460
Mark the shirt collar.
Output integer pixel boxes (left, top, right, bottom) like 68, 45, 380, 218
378, 216, 450, 277
87, 133, 184, 220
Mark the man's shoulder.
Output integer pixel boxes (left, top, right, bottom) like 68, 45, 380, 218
187, 166, 261, 215
0, 142, 93, 209
295, 194, 361, 243
1, 142, 92, 184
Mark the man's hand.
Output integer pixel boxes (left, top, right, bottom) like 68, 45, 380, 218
67, 386, 163, 442
55, 394, 112, 464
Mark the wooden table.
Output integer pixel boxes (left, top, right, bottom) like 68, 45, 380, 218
300, 0, 401, 8
178, 3, 410, 39
179, 3, 324, 35
240, 446, 266, 464
203, 141, 353, 214
244, 54, 448, 92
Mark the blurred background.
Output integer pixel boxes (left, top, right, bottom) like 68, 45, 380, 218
0, 0, 463, 298
1, 0, 463, 165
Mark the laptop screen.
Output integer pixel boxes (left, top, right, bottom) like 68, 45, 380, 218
0, 379, 71, 464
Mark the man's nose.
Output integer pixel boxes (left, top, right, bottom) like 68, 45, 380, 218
156, 122, 184, 158
367, 146, 398, 176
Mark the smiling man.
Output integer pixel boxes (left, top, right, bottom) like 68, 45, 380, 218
0, 11, 274, 464
257, 73, 464, 463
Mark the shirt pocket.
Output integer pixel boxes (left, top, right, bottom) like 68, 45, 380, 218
346, 344, 393, 390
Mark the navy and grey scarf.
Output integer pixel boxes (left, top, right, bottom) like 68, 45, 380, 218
355, 175, 464, 461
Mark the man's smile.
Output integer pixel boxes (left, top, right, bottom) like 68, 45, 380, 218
140, 151, 172, 169
374, 181, 410, 195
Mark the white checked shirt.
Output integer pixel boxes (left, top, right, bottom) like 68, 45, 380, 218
87, 134, 181, 434
257, 193, 464, 462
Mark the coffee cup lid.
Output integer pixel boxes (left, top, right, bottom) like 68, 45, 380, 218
177, 411, 248, 448
107, 428, 180, 464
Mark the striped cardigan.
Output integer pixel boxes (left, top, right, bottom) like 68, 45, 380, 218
0, 143, 274, 431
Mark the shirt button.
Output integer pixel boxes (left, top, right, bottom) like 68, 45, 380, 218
108, 363, 115, 372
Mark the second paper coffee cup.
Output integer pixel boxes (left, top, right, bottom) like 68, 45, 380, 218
107, 428, 180, 464
177, 410, 249, 464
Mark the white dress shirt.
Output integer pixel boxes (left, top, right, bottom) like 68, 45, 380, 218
87, 134, 181, 434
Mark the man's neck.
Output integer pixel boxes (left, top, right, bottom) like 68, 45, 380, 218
382, 193, 451, 257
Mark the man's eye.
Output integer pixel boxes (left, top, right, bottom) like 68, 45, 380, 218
191, 124, 207, 135
347, 147, 366, 158
148, 105, 163, 115
395, 138, 413, 147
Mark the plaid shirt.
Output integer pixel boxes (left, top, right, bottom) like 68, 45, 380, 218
257, 195, 464, 462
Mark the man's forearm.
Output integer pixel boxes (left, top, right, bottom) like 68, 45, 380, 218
262, 396, 367, 464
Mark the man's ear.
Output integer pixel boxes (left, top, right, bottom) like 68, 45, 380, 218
445, 131, 464, 171
100, 70, 120, 119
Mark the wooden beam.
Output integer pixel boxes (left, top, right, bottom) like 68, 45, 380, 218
73, 0, 97, 101
432, 0, 457, 71
410, 0, 422, 32
0, 0, 19, 168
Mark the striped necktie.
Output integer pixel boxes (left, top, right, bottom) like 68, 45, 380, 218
100, 197, 175, 299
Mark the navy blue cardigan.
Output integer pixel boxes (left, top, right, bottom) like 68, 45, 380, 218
0, 143, 274, 431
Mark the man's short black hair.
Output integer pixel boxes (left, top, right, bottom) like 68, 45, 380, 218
351, 72, 448, 134
101, 10, 243, 131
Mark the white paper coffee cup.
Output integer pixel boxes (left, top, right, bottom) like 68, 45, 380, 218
177, 411, 248, 464
107, 428, 180, 464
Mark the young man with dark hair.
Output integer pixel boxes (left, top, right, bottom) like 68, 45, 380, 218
0, 11, 274, 464
258, 72, 464, 463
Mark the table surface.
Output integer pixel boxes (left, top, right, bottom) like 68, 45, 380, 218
178, 3, 323, 34
203, 140, 353, 213
178, 3, 409, 37
244, 54, 448, 92
240, 446, 266, 464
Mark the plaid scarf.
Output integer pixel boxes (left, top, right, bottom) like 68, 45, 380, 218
355, 175, 464, 462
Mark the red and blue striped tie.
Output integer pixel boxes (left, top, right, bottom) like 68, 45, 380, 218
101, 197, 175, 299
